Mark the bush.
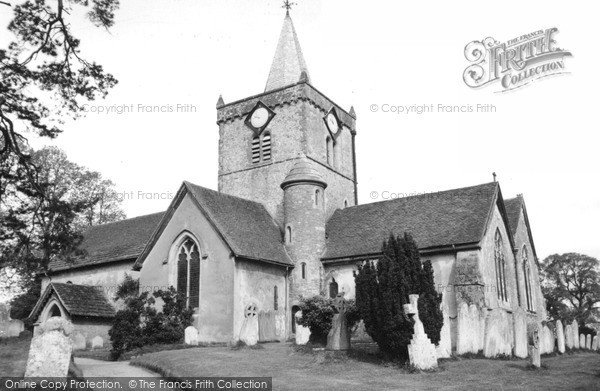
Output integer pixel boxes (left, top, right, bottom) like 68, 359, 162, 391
109, 287, 194, 359
297, 296, 359, 345
355, 233, 443, 361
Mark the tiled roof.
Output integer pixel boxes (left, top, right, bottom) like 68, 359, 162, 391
323, 182, 499, 261
49, 212, 165, 272
504, 196, 523, 236
29, 283, 115, 320
185, 182, 292, 266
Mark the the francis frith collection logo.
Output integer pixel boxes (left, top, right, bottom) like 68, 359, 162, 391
463, 28, 572, 92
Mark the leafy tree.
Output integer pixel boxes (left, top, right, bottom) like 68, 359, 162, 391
540, 253, 600, 326
0, 0, 120, 288
355, 233, 443, 360
1, 146, 124, 315
1, 0, 119, 180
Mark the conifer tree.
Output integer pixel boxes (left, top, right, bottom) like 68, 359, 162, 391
355, 232, 444, 359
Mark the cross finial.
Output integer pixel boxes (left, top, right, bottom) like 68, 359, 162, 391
282, 0, 296, 13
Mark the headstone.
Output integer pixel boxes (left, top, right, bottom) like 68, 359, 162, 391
24, 317, 74, 377
513, 308, 528, 358
274, 312, 286, 340
7, 319, 24, 337
565, 324, 573, 349
404, 294, 438, 370
579, 334, 585, 349
527, 323, 541, 368
592, 336, 598, 351
483, 309, 512, 357
540, 325, 554, 354
91, 336, 103, 349
294, 311, 310, 345
436, 302, 452, 359
585, 334, 591, 350
0, 303, 9, 337
456, 302, 483, 355
72, 332, 87, 351
556, 320, 565, 353
258, 311, 278, 342
326, 294, 350, 351
239, 304, 259, 346
185, 326, 199, 346
572, 320, 579, 349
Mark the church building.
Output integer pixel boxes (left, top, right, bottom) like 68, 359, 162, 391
29, 10, 545, 354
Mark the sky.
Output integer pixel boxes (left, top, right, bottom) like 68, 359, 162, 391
1, 0, 599, 261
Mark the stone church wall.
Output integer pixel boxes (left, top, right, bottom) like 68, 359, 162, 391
139, 193, 235, 343
511, 207, 546, 324
43, 261, 137, 304
233, 259, 287, 341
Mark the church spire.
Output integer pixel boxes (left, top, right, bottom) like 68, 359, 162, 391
264, 10, 310, 92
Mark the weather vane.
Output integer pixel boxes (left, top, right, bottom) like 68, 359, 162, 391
282, 0, 297, 13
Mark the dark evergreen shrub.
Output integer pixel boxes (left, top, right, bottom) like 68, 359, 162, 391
297, 296, 359, 345
355, 233, 443, 360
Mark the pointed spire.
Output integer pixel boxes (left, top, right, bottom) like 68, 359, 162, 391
265, 12, 310, 92
349, 106, 356, 118
216, 94, 224, 108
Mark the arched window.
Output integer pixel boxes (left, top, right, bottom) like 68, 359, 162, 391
301, 262, 307, 280
343, 199, 348, 208
494, 230, 508, 303
315, 189, 320, 206
286, 226, 292, 244
522, 246, 534, 311
274, 286, 278, 311
177, 237, 201, 309
251, 132, 272, 163
329, 278, 339, 298
49, 303, 62, 318
326, 136, 334, 166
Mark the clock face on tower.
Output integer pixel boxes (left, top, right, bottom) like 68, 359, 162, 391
324, 107, 341, 138
245, 101, 276, 136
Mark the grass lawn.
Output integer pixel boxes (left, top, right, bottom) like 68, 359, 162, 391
131, 343, 600, 391
0, 337, 31, 376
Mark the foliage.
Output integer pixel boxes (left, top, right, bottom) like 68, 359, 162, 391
540, 253, 600, 327
8, 277, 41, 323
354, 233, 444, 360
297, 296, 360, 345
0, 146, 125, 299
113, 274, 139, 301
109, 287, 194, 359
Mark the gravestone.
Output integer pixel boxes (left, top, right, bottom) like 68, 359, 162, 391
592, 336, 598, 351
25, 317, 73, 377
72, 332, 86, 351
540, 325, 554, 354
404, 294, 438, 370
565, 324, 573, 349
572, 320, 579, 349
556, 320, 565, 353
579, 334, 585, 349
456, 302, 484, 355
436, 302, 452, 359
513, 308, 528, 358
239, 304, 259, 346
7, 319, 24, 337
585, 334, 591, 350
294, 311, 310, 345
484, 309, 512, 357
0, 304, 9, 337
91, 336, 103, 349
326, 294, 350, 351
258, 311, 278, 342
527, 323, 541, 368
274, 312, 286, 340
185, 326, 199, 346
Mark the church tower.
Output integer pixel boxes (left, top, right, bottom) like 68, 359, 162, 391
216, 9, 357, 227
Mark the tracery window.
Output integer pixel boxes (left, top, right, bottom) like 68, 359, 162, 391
177, 238, 201, 308
494, 230, 508, 303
